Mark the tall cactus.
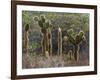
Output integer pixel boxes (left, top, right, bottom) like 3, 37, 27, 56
47, 28, 52, 56
24, 24, 30, 54
64, 29, 86, 61
58, 27, 62, 56
34, 15, 52, 56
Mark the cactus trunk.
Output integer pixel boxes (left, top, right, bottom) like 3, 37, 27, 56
74, 44, 80, 61
49, 30, 52, 56
43, 33, 47, 55
34, 15, 52, 56
47, 28, 52, 56
58, 27, 62, 56
46, 30, 49, 52
24, 31, 29, 54
41, 29, 52, 57
41, 33, 45, 55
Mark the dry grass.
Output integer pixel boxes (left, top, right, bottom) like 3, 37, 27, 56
22, 53, 89, 69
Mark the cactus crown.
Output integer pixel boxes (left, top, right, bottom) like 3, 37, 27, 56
79, 31, 84, 37
64, 29, 85, 45
34, 16, 39, 21
25, 24, 29, 32
34, 15, 52, 33
67, 29, 73, 34
40, 15, 45, 23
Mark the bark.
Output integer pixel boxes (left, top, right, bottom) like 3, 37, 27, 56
41, 33, 44, 55
46, 30, 49, 52
49, 31, 52, 56
42, 33, 47, 56
74, 44, 80, 61
48, 28, 52, 56
68, 50, 72, 60
41, 30, 49, 56
41, 28, 52, 57
24, 31, 29, 54
58, 27, 62, 56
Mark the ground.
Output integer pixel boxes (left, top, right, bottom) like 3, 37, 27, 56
22, 53, 89, 69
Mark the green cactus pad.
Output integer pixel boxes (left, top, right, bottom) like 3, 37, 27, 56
25, 24, 29, 32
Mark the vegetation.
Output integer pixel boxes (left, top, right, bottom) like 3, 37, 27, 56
64, 29, 86, 61
34, 15, 52, 57
24, 24, 30, 54
22, 11, 89, 68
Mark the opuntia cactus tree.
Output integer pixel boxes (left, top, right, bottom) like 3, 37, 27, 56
58, 27, 62, 57
34, 15, 52, 56
64, 29, 86, 61
24, 24, 30, 54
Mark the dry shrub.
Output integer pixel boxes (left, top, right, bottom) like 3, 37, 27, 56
22, 53, 89, 69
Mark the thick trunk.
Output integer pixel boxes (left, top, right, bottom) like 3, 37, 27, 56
24, 31, 29, 54
41, 28, 52, 57
68, 50, 72, 60
58, 28, 62, 56
41, 33, 44, 55
46, 30, 49, 52
48, 28, 52, 56
42, 33, 47, 56
41, 30, 49, 57
41, 32, 47, 56
74, 44, 80, 61
49, 33, 52, 56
